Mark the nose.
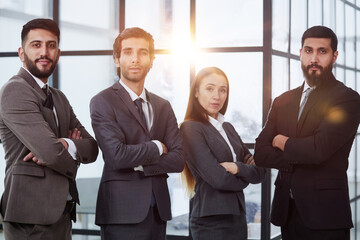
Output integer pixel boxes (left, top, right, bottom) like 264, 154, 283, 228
39, 45, 49, 58
310, 52, 318, 64
212, 90, 220, 100
131, 53, 139, 63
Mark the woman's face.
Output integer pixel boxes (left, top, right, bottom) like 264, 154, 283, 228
195, 73, 228, 119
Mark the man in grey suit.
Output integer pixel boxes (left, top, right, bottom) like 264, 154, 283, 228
90, 27, 184, 240
0, 18, 98, 240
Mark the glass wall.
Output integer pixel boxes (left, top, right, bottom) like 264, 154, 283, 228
0, 0, 359, 239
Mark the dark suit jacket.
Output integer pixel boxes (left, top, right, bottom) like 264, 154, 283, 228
0, 68, 98, 225
180, 120, 265, 219
90, 81, 184, 225
255, 74, 360, 229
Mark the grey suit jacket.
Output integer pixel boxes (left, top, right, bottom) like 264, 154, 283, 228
180, 120, 265, 218
0, 68, 98, 225
90, 81, 184, 225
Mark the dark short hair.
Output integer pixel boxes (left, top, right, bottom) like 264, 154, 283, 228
184, 67, 229, 123
113, 27, 155, 77
301, 25, 338, 52
21, 18, 60, 46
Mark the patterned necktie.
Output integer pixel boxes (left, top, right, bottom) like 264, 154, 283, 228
298, 87, 313, 120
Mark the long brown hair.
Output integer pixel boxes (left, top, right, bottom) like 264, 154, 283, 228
181, 67, 230, 196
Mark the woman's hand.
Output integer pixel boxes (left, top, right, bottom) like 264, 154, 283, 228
220, 162, 239, 175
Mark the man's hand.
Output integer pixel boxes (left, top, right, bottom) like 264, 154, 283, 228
23, 152, 45, 166
161, 142, 168, 154
272, 134, 289, 151
220, 162, 239, 175
68, 128, 82, 139
23, 128, 82, 165
244, 153, 255, 165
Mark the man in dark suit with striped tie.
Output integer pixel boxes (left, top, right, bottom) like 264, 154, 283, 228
90, 27, 184, 240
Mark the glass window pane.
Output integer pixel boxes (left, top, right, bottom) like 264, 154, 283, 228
145, 54, 189, 123
272, 0, 289, 52
125, 0, 190, 50
324, 0, 336, 29
356, 11, 360, 70
335, 67, 345, 83
196, 0, 263, 47
308, 0, 322, 27
336, 0, 345, 65
345, 5, 356, 68
345, 70, 356, 90
195, 52, 263, 143
270, 169, 281, 238
0, 0, 51, 51
347, 141, 356, 200
290, 0, 307, 54
0, 57, 22, 87
60, 0, 118, 50
272, 56, 289, 98
290, 59, 303, 90
58, 55, 116, 179
351, 202, 356, 239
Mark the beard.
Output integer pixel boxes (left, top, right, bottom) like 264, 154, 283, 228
301, 62, 333, 87
24, 52, 58, 79
121, 66, 150, 83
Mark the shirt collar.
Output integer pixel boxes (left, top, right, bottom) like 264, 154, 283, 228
22, 66, 47, 89
208, 113, 225, 131
119, 79, 148, 102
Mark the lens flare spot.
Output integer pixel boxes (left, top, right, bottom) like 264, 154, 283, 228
327, 107, 346, 123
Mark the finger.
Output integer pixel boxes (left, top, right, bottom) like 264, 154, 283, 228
68, 130, 72, 138
23, 152, 35, 161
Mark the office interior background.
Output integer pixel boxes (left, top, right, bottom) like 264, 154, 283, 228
0, 0, 359, 239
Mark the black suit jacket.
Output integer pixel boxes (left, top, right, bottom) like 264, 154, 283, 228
180, 120, 265, 218
255, 74, 360, 229
90, 81, 184, 225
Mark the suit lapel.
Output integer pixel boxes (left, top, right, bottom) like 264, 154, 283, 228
18, 68, 59, 136
288, 85, 303, 137
51, 89, 65, 137
223, 123, 244, 162
206, 123, 234, 162
113, 82, 148, 132
147, 91, 157, 135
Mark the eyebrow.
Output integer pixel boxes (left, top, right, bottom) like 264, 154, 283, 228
29, 40, 57, 44
303, 46, 329, 51
122, 47, 149, 52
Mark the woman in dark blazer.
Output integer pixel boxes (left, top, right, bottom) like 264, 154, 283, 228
180, 67, 266, 240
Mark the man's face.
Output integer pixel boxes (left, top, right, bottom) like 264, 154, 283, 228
115, 37, 153, 84
18, 28, 60, 83
300, 38, 338, 87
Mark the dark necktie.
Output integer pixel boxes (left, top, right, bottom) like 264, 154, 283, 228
134, 98, 156, 206
42, 85, 54, 109
134, 98, 147, 127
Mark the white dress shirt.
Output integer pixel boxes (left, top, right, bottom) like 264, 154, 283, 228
208, 113, 237, 162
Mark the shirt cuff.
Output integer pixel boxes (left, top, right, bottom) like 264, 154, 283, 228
152, 140, 163, 156
63, 138, 77, 160
134, 165, 144, 171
